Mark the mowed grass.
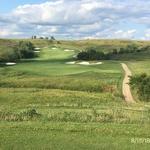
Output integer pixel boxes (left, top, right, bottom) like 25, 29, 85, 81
3, 61, 121, 76
0, 45, 150, 149
0, 47, 122, 76
0, 47, 122, 94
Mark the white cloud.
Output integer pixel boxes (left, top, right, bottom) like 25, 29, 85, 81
113, 29, 137, 39
68, 22, 102, 34
0, 0, 149, 39
11, 0, 96, 25
0, 25, 23, 37
142, 29, 150, 40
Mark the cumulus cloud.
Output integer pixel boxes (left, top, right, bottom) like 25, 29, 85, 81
0, 0, 149, 39
142, 29, 150, 40
113, 29, 137, 39
0, 24, 23, 37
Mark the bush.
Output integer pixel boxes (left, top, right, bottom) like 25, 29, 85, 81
0, 41, 36, 62
16, 41, 35, 59
130, 73, 150, 101
77, 44, 148, 61
118, 44, 140, 54
77, 51, 89, 60
112, 49, 118, 54
77, 47, 106, 60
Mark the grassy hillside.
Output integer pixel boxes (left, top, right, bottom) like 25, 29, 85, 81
0, 39, 150, 150
1, 38, 150, 50
60, 39, 150, 51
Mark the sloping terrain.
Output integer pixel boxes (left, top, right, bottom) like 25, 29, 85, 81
0, 39, 150, 150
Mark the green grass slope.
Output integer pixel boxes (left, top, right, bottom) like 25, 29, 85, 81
0, 39, 150, 150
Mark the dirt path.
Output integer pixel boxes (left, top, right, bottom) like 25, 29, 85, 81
121, 63, 135, 103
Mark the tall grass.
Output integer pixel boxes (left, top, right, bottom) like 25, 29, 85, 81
0, 107, 149, 124
0, 74, 120, 93
0, 109, 41, 121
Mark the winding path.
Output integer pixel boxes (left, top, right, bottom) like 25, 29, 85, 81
121, 63, 135, 103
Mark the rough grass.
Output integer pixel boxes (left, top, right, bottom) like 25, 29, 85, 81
0, 122, 150, 150
0, 39, 150, 150
0, 73, 121, 93
127, 60, 150, 75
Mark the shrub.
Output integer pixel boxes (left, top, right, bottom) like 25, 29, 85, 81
130, 73, 150, 101
77, 47, 106, 60
77, 44, 148, 61
118, 44, 141, 54
0, 41, 36, 62
15, 41, 35, 59
112, 49, 118, 54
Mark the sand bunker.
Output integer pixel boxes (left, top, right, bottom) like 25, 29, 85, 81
66, 61, 76, 64
6, 62, 16, 66
64, 49, 74, 52
77, 61, 90, 65
92, 62, 103, 65
73, 55, 77, 58
52, 47, 57, 50
65, 61, 103, 65
77, 61, 103, 65
34, 50, 40, 53
34, 47, 41, 50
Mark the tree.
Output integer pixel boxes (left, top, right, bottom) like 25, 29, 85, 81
16, 41, 35, 59
119, 48, 126, 54
126, 44, 136, 53
50, 36, 55, 40
112, 49, 118, 54
130, 73, 150, 101
77, 47, 106, 60
86, 47, 97, 60
39, 37, 44, 39
77, 51, 89, 60
57, 41, 61, 44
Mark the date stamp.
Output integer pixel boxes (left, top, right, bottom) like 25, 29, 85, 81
131, 138, 150, 144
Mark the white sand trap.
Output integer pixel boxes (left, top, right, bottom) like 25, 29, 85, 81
77, 61, 90, 65
66, 61, 76, 65
73, 55, 77, 58
34, 47, 41, 50
77, 61, 103, 65
34, 50, 40, 53
64, 49, 74, 52
6, 62, 16, 66
66, 61, 103, 65
52, 47, 57, 50
92, 62, 103, 65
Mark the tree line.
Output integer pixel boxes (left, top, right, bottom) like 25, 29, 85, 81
77, 45, 150, 60
0, 41, 36, 62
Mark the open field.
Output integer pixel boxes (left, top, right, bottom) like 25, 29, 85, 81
0, 39, 150, 149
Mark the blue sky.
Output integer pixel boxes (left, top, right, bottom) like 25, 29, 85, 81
0, 0, 47, 13
0, 0, 150, 40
